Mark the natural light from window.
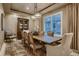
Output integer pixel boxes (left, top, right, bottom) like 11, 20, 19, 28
44, 11, 63, 37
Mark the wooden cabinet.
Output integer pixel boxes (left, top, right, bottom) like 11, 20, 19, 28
17, 18, 29, 39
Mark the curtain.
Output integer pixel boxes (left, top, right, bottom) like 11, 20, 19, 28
64, 4, 79, 50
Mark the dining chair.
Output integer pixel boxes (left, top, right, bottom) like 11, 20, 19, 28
21, 31, 25, 45
28, 32, 44, 55
39, 31, 44, 36
25, 32, 30, 45
47, 31, 54, 37
34, 31, 44, 45
21, 31, 32, 55
45, 33, 73, 56
21, 32, 29, 47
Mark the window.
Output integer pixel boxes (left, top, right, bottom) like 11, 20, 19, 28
44, 16, 51, 33
44, 12, 62, 36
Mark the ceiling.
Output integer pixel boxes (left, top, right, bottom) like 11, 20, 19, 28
11, 3, 53, 15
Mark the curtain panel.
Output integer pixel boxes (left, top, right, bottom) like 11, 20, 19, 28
64, 4, 79, 50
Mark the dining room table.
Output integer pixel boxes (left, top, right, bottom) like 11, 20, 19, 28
33, 35, 62, 44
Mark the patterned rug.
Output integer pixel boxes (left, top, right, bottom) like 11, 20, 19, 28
5, 39, 46, 56
5, 39, 30, 56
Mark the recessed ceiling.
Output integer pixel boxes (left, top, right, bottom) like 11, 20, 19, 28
11, 3, 53, 14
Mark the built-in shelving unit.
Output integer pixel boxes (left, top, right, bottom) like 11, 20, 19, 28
17, 18, 29, 39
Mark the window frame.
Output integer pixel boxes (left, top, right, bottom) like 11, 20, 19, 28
43, 11, 63, 37
43, 16, 52, 33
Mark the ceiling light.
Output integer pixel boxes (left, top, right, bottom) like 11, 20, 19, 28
26, 7, 30, 10
31, 13, 41, 19
31, 3, 41, 19
31, 16, 36, 19
35, 13, 41, 17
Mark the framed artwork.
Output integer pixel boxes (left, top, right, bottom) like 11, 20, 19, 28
1, 13, 3, 31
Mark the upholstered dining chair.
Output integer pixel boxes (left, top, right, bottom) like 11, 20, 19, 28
39, 31, 44, 36
34, 31, 44, 45
47, 31, 54, 37
21, 32, 29, 47
45, 33, 73, 56
24, 32, 29, 44
21, 31, 25, 45
28, 32, 44, 55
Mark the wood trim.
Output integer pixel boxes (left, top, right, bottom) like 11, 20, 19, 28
11, 4, 56, 15
11, 9, 33, 15
42, 4, 69, 15
39, 3, 56, 12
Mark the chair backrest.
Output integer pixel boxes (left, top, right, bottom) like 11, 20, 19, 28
39, 31, 44, 36
21, 31, 29, 45
45, 33, 73, 56
21, 31, 25, 40
28, 32, 35, 49
24, 32, 28, 39
61, 33, 73, 50
47, 31, 54, 36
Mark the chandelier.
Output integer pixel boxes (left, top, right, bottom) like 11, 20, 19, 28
31, 3, 41, 19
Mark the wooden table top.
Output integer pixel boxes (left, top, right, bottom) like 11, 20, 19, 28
33, 35, 61, 44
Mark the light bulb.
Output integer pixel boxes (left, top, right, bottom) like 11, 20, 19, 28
26, 7, 30, 10
35, 13, 41, 17
31, 16, 36, 19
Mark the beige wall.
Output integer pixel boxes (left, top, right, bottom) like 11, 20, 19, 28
5, 13, 17, 34
5, 12, 31, 35
29, 18, 41, 31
